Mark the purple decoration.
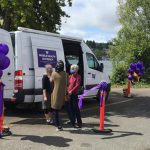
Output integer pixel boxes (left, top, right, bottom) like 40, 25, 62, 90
0, 53, 6, 69
0, 54, 10, 70
135, 68, 140, 74
0, 44, 9, 55
137, 61, 143, 69
138, 72, 142, 77
128, 74, 133, 81
130, 63, 136, 69
78, 84, 100, 110
0, 70, 3, 77
128, 68, 133, 74
141, 67, 145, 72
1, 56, 10, 70
78, 81, 108, 110
128, 61, 145, 82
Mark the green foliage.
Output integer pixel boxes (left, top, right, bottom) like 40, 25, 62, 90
0, 0, 72, 32
109, 0, 150, 84
111, 63, 128, 84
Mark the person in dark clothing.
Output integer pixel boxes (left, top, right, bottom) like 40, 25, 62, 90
42, 64, 53, 125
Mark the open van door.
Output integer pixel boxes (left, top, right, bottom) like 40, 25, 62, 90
30, 34, 64, 102
81, 42, 102, 97
0, 29, 14, 99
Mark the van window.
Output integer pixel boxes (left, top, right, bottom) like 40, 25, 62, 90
10, 33, 15, 55
66, 55, 79, 65
86, 53, 99, 70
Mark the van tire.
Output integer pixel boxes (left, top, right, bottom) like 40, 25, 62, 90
35, 102, 43, 111
4, 102, 17, 109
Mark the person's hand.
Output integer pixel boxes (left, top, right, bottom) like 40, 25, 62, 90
44, 97, 47, 101
68, 91, 72, 95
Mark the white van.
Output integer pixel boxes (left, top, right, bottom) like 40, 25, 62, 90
0, 27, 111, 108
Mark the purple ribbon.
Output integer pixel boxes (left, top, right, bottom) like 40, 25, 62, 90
100, 91, 104, 107
0, 83, 5, 117
78, 81, 108, 110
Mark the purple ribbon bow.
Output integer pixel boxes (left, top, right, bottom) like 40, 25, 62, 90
78, 81, 108, 110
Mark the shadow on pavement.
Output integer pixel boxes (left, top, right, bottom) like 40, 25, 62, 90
106, 91, 150, 119
101, 130, 143, 140
12, 134, 72, 147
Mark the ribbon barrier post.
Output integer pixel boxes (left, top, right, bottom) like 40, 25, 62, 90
123, 61, 145, 97
93, 82, 112, 133
0, 43, 11, 138
78, 81, 112, 134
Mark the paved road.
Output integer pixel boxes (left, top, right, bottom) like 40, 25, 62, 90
0, 88, 150, 150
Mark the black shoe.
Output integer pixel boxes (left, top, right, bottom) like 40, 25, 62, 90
66, 121, 72, 125
56, 126, 63, 131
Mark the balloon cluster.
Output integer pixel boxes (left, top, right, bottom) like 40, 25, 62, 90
128, 61, 145, 82
0, 44, 10, 77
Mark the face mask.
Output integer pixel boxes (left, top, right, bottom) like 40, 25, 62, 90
70, 70, 75, 74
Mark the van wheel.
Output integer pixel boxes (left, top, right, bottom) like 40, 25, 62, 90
4, 102, 17, 109
35, 102, 43, 111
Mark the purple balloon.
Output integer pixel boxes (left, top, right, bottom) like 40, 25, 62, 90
0, 54, 10, 70
128, 68, 134, 74
135, 68, 140, 74
2, 56, 10, 70
0, 69, 3, 77
137, 61, 143, 68
128, 74, 133, 81
0, 43, 9, 55
130, 63, 136, 69
141, 67, 145, 72
0, 53, 6, 68
138, 72, 142, 77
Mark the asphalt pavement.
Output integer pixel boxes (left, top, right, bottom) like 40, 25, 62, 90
0, 88, 150, 150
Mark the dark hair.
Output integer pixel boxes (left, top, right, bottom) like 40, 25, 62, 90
55, 60, 64, 72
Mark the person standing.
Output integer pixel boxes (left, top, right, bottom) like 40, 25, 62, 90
68, 64, 82, 128
42, 64, 53, 125
50, 60, 68, 131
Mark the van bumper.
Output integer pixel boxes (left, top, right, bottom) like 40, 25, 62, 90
4, 89, 43, 103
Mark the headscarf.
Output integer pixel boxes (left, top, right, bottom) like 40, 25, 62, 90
55, 60, 64, 72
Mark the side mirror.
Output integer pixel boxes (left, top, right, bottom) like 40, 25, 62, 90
98, 63, 104, 72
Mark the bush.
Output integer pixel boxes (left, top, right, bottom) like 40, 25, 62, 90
111, 63, 128, 84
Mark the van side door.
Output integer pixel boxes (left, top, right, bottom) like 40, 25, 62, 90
30, 34, 65, 102
82, 42, 102, 97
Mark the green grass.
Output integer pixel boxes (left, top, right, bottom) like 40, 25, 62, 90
112, 82, 150, 88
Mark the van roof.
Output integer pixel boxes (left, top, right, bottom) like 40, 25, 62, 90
15, 27, 83, 42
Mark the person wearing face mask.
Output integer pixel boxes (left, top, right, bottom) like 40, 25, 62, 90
42, 64, 53, 125
50, 60, 69, 131
67, 64, 82, 128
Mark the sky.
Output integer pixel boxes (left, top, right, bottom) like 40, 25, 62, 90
60, 0, 121, 43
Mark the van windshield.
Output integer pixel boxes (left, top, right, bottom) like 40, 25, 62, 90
10, 33, 15, 55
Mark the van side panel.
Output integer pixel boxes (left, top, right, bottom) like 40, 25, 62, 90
0, 29, 14, 99
31, 34, 65, 102
19, 32, 35, 102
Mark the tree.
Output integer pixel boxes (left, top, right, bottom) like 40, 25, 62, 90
0, 0, 72, 32
109, 0, 150, 83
